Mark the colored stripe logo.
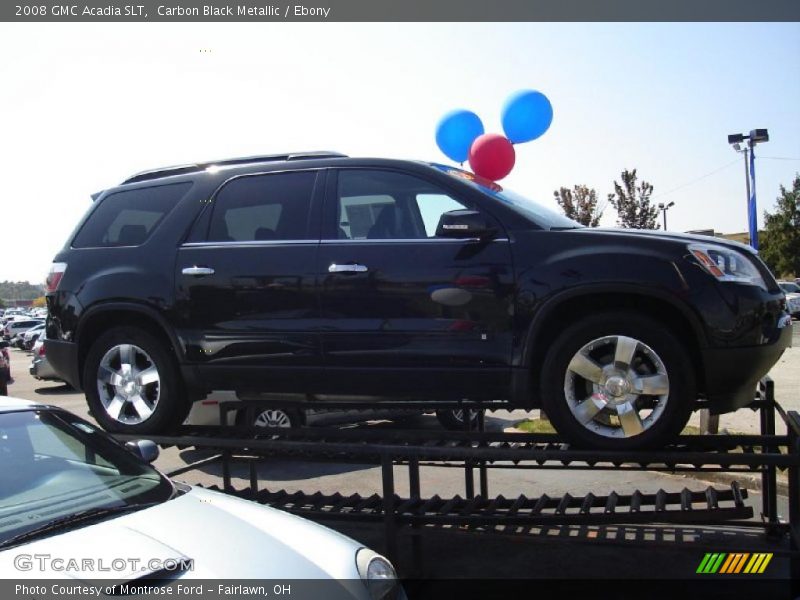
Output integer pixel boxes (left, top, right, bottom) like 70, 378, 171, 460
696, 553, 772, 574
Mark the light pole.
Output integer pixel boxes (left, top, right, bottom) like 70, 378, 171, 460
657, 201, 674, 230
727, 129, 769, 249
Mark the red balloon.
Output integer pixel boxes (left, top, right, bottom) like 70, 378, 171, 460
468, 133, 515, 181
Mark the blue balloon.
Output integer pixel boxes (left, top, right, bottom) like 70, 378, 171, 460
501, 90, 553, 144
435, 110, 484, 163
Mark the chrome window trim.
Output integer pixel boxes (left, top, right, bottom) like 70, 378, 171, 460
181, 238, 510, 248
181, 239, 317, 248
320, 238, 510, 244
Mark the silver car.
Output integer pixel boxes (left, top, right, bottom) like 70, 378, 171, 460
29, 339, 60, 382
0, 398, 402, 599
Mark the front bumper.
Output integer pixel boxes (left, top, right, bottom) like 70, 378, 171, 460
702, 314, 792, 414
44, 339, 81, 390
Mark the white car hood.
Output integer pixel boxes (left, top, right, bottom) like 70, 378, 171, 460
0, 486, 362, 581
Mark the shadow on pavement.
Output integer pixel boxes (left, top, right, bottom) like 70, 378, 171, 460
176, 447, 375, 481
34, 384, 75, 395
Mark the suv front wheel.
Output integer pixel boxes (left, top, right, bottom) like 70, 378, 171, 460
540, 312, 695, 449
84, 326, 188, 433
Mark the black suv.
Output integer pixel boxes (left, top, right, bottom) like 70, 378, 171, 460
45, 152, 793, 448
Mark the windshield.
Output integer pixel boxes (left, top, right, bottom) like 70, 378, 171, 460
779, 282, 800, 294
432, 164, 582, 230
0, 410, 173, 545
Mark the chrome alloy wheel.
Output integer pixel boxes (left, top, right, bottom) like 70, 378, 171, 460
564, 335, 670, 439
96, 343, 160, 425
253, 409, 293, 429
451, 409, 479, 423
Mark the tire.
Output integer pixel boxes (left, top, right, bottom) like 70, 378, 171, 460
540, 311, 695, 450
0, 379, 7, 396
435, 408, 484, 431
83, 326, 188, 434
236, 406, 303, 436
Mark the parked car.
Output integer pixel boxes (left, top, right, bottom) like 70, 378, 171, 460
778, 281, 800, 318
15, 323, 45, 350
0, 341, 9, 395
44, 152, 792, 448
186, 391, 480, 432
29, 339, 61, 382
0, 397, 403, 597
2, 319, 43, 341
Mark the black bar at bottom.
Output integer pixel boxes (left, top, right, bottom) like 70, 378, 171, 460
381, 454, 397, 560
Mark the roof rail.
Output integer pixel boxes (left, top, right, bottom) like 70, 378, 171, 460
121, 151, 348, 185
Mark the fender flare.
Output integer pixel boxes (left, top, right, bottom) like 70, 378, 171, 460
519, 283, 709, 368
76, 301, 186, 362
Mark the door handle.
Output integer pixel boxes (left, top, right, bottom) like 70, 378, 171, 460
328, 263, 368, 273
182, 266, 215, 276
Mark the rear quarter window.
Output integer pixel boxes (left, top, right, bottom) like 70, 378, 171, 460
72, 182, 192, 248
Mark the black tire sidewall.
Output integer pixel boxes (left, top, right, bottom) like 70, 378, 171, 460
83, 327, 186, 434
541, 312, 695, 449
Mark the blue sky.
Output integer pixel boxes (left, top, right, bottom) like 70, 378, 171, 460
1, 22, 798, 281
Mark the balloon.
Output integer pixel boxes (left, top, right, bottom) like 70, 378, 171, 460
435, 110, 484, 163
501, 90, 553, 143
468, 133, 515, 181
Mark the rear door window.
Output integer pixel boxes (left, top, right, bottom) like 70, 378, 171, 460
207, 171, 317, 242
72, 182, 191, 248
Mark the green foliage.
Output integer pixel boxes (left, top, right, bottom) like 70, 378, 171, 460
760, 174, 800, 279
553, 185, 604, 227
0, 281, 44, 303
607, 169, 659, 229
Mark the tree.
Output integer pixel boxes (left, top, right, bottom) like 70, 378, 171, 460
760, 173, 800, 278
607, 169, 659, 229
553, 185, 604, 227
32, 296, 47, 308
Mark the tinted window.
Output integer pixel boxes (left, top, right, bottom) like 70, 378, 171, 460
335, 170, 470, 240
72, 183, 191, 248
208, 171, 316, 242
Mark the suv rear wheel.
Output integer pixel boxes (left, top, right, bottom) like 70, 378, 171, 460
84, 326, 188, 433
540, 312, 695, 449
435, 408, 483, 431
236, 407, 303, 431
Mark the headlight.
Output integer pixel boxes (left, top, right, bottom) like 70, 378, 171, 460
688, 243, 767, 289
356, 548, 398, 600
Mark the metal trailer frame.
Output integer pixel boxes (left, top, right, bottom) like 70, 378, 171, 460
115, 378, 800, 595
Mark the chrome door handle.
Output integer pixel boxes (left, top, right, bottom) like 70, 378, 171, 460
328, 263, 368, 273
182, 266, 215, 276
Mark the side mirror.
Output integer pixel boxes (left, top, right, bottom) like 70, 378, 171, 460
125, 439, 160, 463
435, 210, 495, 240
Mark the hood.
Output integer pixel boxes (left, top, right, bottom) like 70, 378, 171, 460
0, 487, 362, 581
573, 227, 757, 254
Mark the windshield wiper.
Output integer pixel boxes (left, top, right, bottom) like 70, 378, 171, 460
0, 503, 160, 549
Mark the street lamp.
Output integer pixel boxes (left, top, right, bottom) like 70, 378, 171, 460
727, 129, 769, 249
657, 201, 674, 230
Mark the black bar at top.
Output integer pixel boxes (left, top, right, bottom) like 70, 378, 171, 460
2, 0, 799, 23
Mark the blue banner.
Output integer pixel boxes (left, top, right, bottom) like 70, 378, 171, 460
748, 146, 758, 250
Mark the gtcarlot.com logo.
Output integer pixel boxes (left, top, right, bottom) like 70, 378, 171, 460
14, 553, 194, 573
696, 552, 773, 574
